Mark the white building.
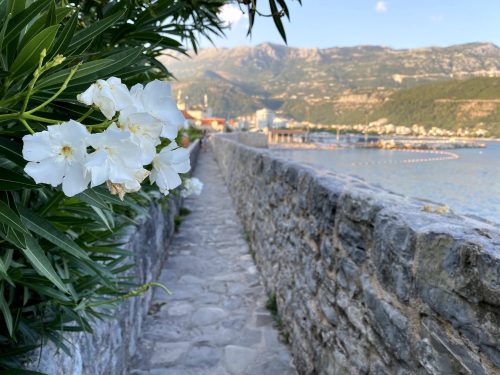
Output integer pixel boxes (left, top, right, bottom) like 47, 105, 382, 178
273, 117, 289, 129
255, 108, 275, 129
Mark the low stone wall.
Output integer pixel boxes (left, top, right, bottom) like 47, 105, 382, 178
211, 134, 500, 375
24, 140, 200, 375
233, 132, 268, 148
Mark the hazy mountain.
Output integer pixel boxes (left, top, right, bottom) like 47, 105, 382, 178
159, 42, 500, 133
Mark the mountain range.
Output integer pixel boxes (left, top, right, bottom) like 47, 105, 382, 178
159, 42, 500, 135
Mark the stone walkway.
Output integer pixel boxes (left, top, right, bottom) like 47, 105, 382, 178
128, 149, 297, 375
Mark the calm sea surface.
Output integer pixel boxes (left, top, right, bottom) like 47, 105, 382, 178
274, 141, 500, 223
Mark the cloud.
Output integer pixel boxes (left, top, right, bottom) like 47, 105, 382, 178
431, 15, 444, 24
218, 4, 246, 26
375, 1, 388, 13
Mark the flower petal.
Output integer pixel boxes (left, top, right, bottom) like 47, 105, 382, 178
107, 77, 133, 110
62, 161, 90, 196
22, 131, 53, 161
86, 150, 109, 187
77, 84, 95, 105
25, 158, 65, 187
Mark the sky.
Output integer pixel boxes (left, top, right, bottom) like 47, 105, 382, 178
203, 0, 500, 49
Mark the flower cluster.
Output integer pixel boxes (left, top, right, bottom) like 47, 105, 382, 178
22, 78, 190, 198
181, 177, 204, 198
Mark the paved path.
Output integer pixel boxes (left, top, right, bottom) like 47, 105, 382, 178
128, 149, 297, 375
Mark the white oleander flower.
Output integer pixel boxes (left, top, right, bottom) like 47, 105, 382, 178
111, 110, 162, 165
23, 120, 90, 197
129, 80, 185, 140
85, 127, 149, 195
150, 142, 190, 195
77, 77, 133, 120
181, 177, 203, 198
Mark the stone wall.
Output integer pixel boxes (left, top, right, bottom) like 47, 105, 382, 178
211, 134, 500, 375
233, 132, 268, 148
24, 140, 200, 375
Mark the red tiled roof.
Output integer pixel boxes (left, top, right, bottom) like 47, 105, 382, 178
200, 118, 225, 126
181, 110, 196, 120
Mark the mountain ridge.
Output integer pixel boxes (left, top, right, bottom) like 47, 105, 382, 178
160, 42, 500, 134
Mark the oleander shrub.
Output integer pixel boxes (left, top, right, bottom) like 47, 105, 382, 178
0, 0, 297, 370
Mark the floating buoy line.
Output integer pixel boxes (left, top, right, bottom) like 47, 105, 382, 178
351, 149, 460, 167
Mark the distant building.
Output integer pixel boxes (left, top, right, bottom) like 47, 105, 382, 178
255, 108, 275, 129
273, 117, 289, 129
196, 118, 226, 132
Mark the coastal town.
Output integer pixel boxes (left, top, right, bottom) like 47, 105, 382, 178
178, 94, 489, 150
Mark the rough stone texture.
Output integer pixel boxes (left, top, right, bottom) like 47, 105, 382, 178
24, 141, 201, 375
211, 133, 500, 375
127, 149, 296, 375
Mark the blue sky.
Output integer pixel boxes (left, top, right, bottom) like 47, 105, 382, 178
204, 0, 500, 49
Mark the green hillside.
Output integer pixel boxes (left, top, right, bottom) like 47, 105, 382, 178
376, 77, 500, 134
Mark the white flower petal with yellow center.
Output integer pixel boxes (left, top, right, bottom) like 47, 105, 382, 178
128, 80, 184, 140
113, 110, 162, 165
85, 127, 148, 191
150, 142, 191, 195
22, 120, 90, 197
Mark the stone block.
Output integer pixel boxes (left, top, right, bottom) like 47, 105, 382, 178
372, 210, 418, 303
417, 318, 487, 375
338, 219, 368, 264
362, 276, 413, 364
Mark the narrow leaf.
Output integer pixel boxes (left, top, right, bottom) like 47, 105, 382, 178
0, 199, 29, 234
76, 190, 109, 211
48, 9, 77, 58
68, 9, 125, 52
0, 137, 24, 166
22, 235, 69, 293
0, 283, 13, 337
11, 25, 59, 78
0, 255, 14, 286
45, 0, 56, 27
4, 0, 52, 45
36, 59, 113, 89
19, 207, 90, 260
0, 167, 37, 190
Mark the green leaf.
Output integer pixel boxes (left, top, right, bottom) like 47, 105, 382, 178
10, 24, 59, 78
276, 0, 290, 19
21, 6, 71, 46
0, 224, 27, 248
0, 284, 13, 337
91, 206, 113, 231
36, 59, 113, 89
68, 9, 125, 53
47, 9, 77, 58
0, 251, 14, 286
0, 199, 29, 234
45, 0, 56, 27
8, 0, 25, 16
93, 187, 127, 206
269, 0, 287, 44
76, 190, 110, 211
0, 137, 24, 166
0, 167, 37, 190
39, 190, 64, 216
4, 0, 52, 46
22, 235, 69, 293
19, 280, 71, 302
18, 207, 90, 260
